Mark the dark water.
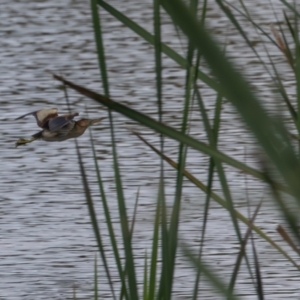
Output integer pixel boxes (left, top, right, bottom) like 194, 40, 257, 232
0, 0, 299, 299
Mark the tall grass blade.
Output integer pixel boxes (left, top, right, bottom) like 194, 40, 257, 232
182, 245, 240, 300
97, 0, 219, 91
166, 63, 194, 298
130, 188, 140, 237
195, 86, 254, 291
153, 0, 163, 125
111, 128, 138, 300
143, 251, 148, 300
90, 2, 139, 298
73, 286, 77, 300
153, 0, 165, 184
94, 255, 98, 300
295, 21, 300, 139
193, 158, 215, 300
196, 86, 241, 242
89, 129, 127, 299
152, 4, 167, 298
190, 32, 211, 299
193, 91, 221, 299
75, 139, 116, 299
148, 197, 160, 300
195, 84, 256, 282
64, 84, 115, 298
157, 174, 173, 300
120, 188, 140, 300
250, 234, 264, 299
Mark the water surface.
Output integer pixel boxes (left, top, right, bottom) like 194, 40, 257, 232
0, 1, 299, 299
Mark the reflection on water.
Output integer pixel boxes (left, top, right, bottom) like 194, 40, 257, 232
0, 0, 299, 299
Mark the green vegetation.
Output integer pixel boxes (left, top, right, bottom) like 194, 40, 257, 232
56, 1, 300, 298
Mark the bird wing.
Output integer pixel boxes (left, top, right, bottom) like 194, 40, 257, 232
16, 108, 58, 128
48, 113, 78, 132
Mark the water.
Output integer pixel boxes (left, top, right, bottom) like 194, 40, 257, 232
0, 0, 299, 299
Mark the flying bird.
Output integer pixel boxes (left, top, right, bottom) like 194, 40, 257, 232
15, 108, 104, 147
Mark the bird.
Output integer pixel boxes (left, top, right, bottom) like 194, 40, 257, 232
15, 108, 104, 147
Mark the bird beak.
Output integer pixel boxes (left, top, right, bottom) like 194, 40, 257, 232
90, 117, 106, 125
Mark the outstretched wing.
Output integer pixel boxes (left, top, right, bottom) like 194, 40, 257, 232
16, 108, 58, 128
48, 112, 79, 132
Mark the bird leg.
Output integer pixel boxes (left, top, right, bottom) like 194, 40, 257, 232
15, 137, 38, 148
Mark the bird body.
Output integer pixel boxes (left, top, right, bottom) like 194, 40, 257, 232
15, 108, 104, 147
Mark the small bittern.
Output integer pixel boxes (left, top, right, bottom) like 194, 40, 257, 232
15, 108, 104, 147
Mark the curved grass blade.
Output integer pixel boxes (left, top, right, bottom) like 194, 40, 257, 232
51, 73, 272, 185
132, 131, 300, 270
277, 225, 300, 255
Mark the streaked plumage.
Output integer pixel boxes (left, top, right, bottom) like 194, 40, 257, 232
15, 108, 104, 147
